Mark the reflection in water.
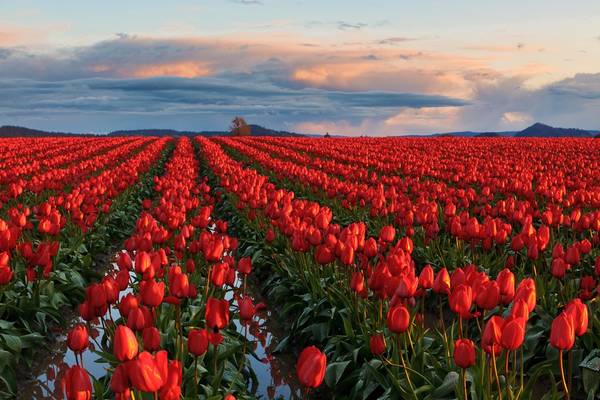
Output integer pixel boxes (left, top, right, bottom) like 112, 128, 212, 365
18, 260, 301, 399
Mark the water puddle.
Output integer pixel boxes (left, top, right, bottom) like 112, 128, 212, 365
17, 257, 301, 399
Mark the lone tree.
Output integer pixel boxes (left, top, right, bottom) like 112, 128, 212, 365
230, 116, 251, 136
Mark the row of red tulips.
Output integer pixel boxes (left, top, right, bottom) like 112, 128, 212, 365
0, 137, 151, 207
62, 138, 275, 399
0, 137, 170, 396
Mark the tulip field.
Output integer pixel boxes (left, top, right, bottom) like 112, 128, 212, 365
1, 136, 599, 400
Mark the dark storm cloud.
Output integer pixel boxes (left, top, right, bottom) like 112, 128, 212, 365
546, 73, 600, 99
0, 48, 13, 60
0, 76, 467, 116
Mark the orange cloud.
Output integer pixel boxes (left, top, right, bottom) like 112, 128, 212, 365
89, 61, 213, 78
0, 27, 34, 46
129, 61, 212, 78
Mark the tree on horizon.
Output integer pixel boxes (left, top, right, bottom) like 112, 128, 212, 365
230, 116, 251, 136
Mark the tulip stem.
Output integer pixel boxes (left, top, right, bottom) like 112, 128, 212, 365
506, 350, 512, 400
398, 334, 417, 399
567, 350, 572, 397
205, 265, 212, 299
461, 368, 468, 400
214, 343, 219, 376
406, 326, 415, 355
194, 356, 198, 385
558, 350, 569, 399
519, 347, 524, 398
439, 298, 449, 359
492, 349, 502, 400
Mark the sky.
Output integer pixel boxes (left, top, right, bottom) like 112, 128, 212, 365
0, 1, 599, 135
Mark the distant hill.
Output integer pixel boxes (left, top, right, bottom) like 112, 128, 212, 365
246, 124, 304, 137
514, 122, 592, 138
108, 129, 200, 137
429, 130, 517, 137
430, 123, 596, 138
109, 125, 305, 137
0, 125, 95, 137
0, 124, 307, 137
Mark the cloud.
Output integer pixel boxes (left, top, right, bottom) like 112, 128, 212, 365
0, 75, 467, 133
378, 37, 417, 45
501, 111, 532, 125
0, 34, 597, 134
336, 21, 368, 31
229, 0, 263, 5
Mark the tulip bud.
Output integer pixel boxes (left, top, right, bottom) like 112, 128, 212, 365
188, 329, 209, 356
386, 305, 410, 334
114, 325, 139, 362
454, 339, 476, 369
369, 333, 386, 356
296, 346, 327, 388
67, 324, 89, 354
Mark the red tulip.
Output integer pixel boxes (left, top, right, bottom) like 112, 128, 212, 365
364, 237, 378, 258
379, 225, 395, 242
315, 245, 335, 265
127, 307, 147, 332
140, 279, 165, 307
188, 329, 209, 356
449, 284, 472, 318
551, 258, 568, 279
296, 346, 327, 388
117, 251, 133, 271
386, 305, 410, 334
119, 294, 139, 319
237, 257, 252, 275
62, 365, 92, 400
564, 299, 588, 337
369, 333, 387, 355
500, 316, 526, 350
114, 325, 139, 362
550, 312, 575, 350
142, 326, 161, 351
211, 262, 229, 287
418, 265, 434, 289
454, 338, 476, 368
481, 315, 504, 355
514, 278, 536, 313
350, 271, 365, 293
205, 297, 230, 330
510, 299, 530, 321
0, 266, 13, 285
238, 296, 256, 321
169, 272, 189, 298
496, 268, 515, 305
565, 245, 580, 265
127, 350, 168, 393
432, 267, 451, 295
159, 360, 182, 400
67, 324, 89, 354
110, 364, 130, 396
135, 251, 152, 274
395, 274, 418, 298
475, 280, 500, 310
